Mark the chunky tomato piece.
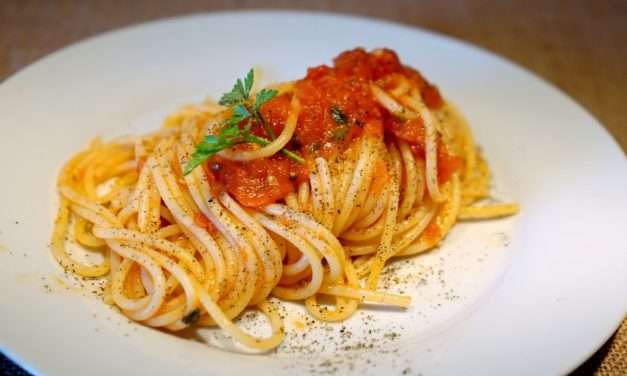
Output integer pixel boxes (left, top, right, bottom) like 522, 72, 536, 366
376, 73, 405, 92
333, 48, 403, 80
369, 49, 403, 80
332, 48, 373, 79
214, 156, 302, 208
194, 212, 217, 235
384, 110, 425, 144
408, 142, 463, 183
421, 83, 444, 110
437, 146, 464, 183
403, 66, 426, 89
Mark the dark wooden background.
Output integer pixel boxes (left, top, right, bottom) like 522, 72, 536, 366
1, 1, 625, 375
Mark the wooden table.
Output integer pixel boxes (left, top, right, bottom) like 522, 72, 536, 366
1, 1, 625, 375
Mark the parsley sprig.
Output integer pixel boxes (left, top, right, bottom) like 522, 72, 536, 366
183, 69, 304, 175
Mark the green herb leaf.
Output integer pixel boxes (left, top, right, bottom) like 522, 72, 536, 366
330, 105, 349, 140
243, 69, 254, 97
185, 69, 304, 175
218, 81, 246, 106
183, 134, 234, 175
253, 88, 278, 139
253, 88, 278, 112
330, 105, 348, 125
227, 104, 251, 126
218, 69, 254, 107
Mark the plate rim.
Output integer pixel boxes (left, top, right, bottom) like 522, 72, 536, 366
1, 9, 626, 376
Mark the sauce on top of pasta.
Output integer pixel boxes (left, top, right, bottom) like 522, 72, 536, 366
206, 48, 454, 208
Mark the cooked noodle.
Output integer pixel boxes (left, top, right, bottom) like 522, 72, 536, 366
51, 48, 518, 351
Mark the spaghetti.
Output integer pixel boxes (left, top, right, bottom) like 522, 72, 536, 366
52, 48, 518, 351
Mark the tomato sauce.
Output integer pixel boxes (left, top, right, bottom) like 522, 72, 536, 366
370, 159, 390, 195
422, 221, 441, 245
437, 148, 464, 183
211, 156, 306, 208
409, 142, 464, 184
194, 212, 218, 235
207, 48, 451, 207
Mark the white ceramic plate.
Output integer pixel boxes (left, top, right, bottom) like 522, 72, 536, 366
1, 11, 626, 376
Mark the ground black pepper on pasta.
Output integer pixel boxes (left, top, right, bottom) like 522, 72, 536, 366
47, 47, 517, 356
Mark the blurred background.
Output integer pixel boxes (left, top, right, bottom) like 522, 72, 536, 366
1, 1, 625, 375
